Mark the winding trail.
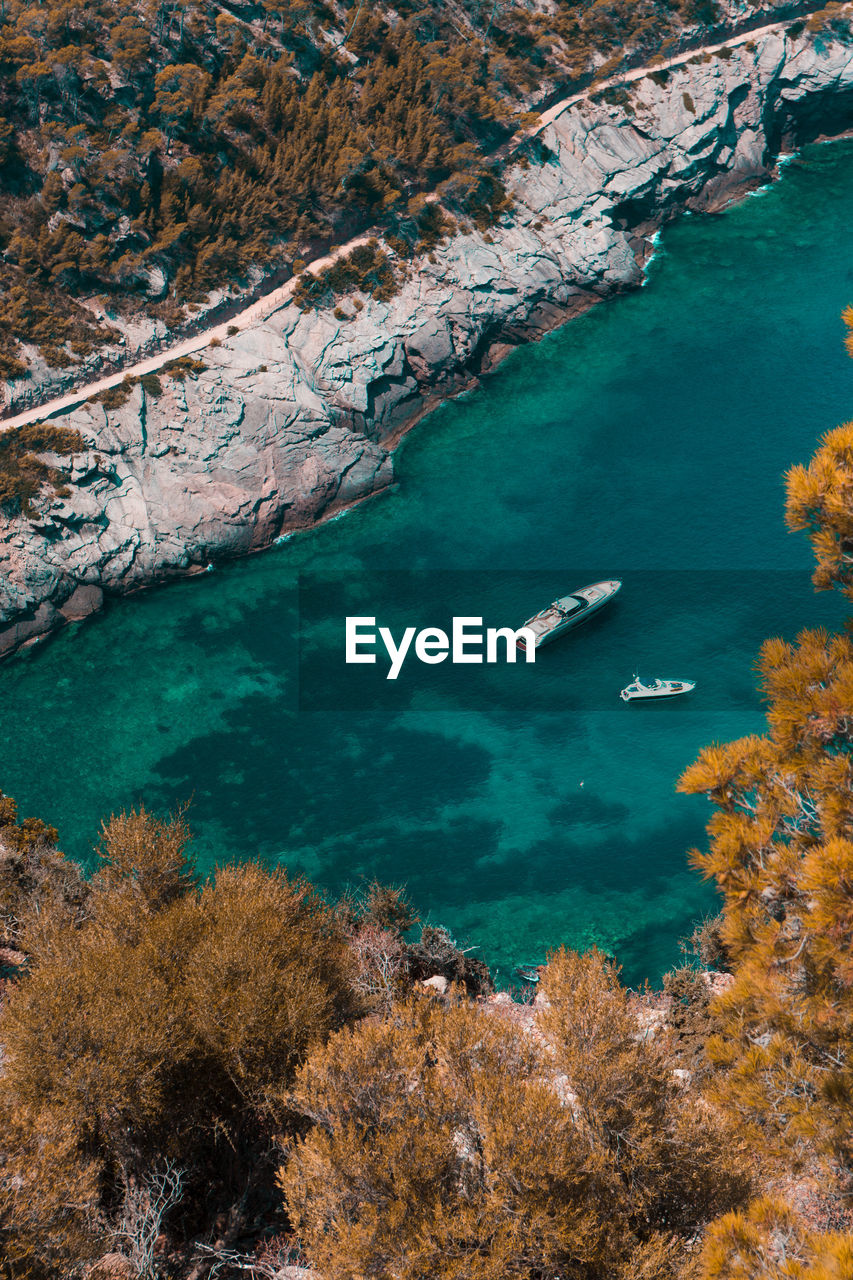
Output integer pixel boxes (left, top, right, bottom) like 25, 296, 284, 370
527, 16, 819, 135
2, 3, 841, 433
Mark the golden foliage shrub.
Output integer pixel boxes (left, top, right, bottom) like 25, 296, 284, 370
786, 312, 853, 597
0, 809, 359, 1274
0, 790, 87, 956
0, 422, 84, 517
699, 1197, 853, 1280
281, 950, 749, 1280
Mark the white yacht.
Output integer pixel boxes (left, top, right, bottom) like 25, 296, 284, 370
620, 675, 696, 702
517, 580, 622, 650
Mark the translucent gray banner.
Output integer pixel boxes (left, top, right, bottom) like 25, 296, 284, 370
296, 569, 848, 712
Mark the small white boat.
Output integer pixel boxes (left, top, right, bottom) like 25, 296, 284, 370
620, 675, 695, 702
517, 580, 622, 650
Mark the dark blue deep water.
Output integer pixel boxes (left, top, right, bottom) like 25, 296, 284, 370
3, 140, 853, 984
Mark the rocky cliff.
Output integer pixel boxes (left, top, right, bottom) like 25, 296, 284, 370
2, 20, 853, 656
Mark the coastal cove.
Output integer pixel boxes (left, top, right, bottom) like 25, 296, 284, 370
6, 13, 853, 660
3, 138, 853, 984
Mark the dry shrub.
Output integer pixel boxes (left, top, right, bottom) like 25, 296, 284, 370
94, 378, 134, 410
406, 923, 494, 996
281, 997, 563, 1280
539, 949, 750, 1237
348, 922, 407, 1012
661, 965, 723, 1076
337, 877, 417, 936
292, 243, 398, 311
699, 1196, 853, 1279
0, 422, 84, 516
0, 810, 359, 1274
281, 950, 750, 1280
0, 790, 86, 952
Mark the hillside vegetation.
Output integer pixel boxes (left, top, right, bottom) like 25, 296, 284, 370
0, 0, 737, 377
0, 796, 753, 1279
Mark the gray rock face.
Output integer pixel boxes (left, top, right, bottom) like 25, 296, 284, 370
59, 583, 104, 622
2, 23, 853, 654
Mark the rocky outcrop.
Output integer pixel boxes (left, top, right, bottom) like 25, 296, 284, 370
2, 20, 853, 655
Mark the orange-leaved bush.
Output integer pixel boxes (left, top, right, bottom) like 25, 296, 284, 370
281, 949, 748, 1280
699, 1197, 853, 1280
0, 789, 86, 954
0, 808, 359, 1275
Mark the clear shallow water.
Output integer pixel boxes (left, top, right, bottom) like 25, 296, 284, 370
3, 140, 853, 985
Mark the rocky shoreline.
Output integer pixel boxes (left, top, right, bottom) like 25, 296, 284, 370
3, 18, 853, 657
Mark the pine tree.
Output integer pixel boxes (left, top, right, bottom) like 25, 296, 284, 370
681, 317, 853, 1190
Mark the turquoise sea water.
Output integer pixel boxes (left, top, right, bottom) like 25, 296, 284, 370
3, 141, 853, 985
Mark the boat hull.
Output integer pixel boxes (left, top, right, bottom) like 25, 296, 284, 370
517, 580, 622, 650
620, 679, 695, 701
